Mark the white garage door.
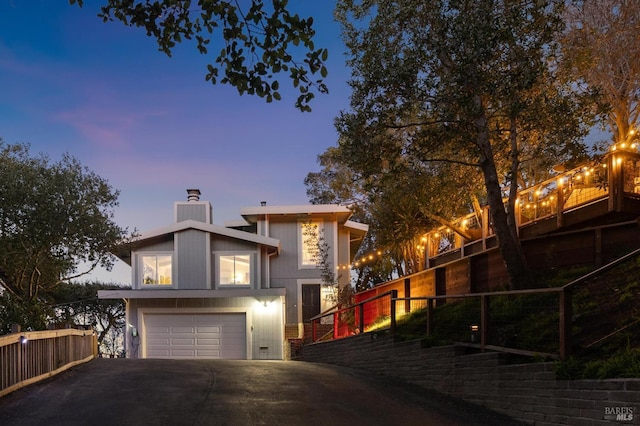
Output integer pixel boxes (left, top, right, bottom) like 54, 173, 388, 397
144, 313, 246, 359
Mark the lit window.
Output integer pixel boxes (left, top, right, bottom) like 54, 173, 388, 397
220, 255, 251, 285
141, 254, 172, 285
300, 221, 321, 267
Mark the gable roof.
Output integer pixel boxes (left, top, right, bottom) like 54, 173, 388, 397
117, 219, 280, 265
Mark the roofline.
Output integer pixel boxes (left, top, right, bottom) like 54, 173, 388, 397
240, 204, 352, 215
344, 219, 369, 233
135, 220, 281, 250
240, 204, 354, 223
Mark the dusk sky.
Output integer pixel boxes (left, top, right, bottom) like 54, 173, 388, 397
0, 2, 352, 283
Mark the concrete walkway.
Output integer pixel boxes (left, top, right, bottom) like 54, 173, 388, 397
0, 359, 522, 425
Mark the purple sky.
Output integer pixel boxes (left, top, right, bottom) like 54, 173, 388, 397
1, 2, 351, 283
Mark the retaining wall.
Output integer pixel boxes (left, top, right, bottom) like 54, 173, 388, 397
302, 334, 640, 425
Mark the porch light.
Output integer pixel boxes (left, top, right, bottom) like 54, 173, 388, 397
19, 335, 27, 344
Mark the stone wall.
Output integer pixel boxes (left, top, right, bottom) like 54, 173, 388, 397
302, 333, 640, 426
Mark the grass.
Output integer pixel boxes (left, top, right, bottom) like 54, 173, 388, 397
364, 262, 640, 379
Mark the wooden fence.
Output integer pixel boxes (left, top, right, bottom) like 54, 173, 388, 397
0, 329, 98, 398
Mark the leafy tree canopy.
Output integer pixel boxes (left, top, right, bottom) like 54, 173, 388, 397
560, 0, 640, 145
49, 282, 128, 356
71, 0, 329, 111
0, 142, 132, 304
328, 0, 593, 289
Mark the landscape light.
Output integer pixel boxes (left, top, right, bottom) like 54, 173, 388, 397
19, 335, 28, 344
470, 325, 479, 343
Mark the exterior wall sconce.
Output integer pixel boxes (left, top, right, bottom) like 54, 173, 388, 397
19, 335, 28, 344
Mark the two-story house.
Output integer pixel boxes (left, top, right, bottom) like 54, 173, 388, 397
99, 189, 368, 360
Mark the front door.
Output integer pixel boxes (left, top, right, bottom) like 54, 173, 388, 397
302, 284, 321, 322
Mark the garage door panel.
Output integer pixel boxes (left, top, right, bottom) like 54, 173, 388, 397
171, 338, 196, 346
147, 349, 170, 357
172, 326, 196, 333
196, 338, 220, 345
147, 337, 170, 345
144, 313, 246, 359
197, 325, 221, 333
147, 325, 170, 333
196, 349, 221, 357
171, 349, 196, 358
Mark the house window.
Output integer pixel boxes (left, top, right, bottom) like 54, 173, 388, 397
141, 254, 172, 285
219, 255, 251, 285
299, 221, 322, 268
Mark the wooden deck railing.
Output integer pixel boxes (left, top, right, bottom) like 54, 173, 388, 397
423, 149, 640, 265
0, 329, 98, 397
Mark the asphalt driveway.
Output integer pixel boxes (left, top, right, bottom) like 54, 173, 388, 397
0, 359, 521, 426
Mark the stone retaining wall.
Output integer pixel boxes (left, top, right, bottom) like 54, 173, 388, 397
302, 333, 640, 426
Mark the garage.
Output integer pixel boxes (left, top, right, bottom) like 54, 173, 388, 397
143, 313, 246, 359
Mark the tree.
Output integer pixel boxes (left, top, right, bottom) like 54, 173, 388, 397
306, 141, 487, 288
561, 0, 640, 145
333, 0, 591, 289
0, 142, 131, 315
71, 0, 329, 112
49, 282, 128, 357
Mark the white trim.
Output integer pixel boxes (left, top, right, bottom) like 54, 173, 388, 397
99, 288, 285, 300
137, 252, 175, 289
344, 219, 369, 233
138, 307, 253, 359
241, 204, 352, 216
135, 220, 280, 251
213, 250, 257, 289
297, 219, 324, 270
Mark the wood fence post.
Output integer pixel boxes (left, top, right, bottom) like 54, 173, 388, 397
560, 289, 573, 360
426, 298, 434, 337
390, 290, 398, 335
481, 295, 490, 351
312, 318, 317, 342
404, 278, 411, 314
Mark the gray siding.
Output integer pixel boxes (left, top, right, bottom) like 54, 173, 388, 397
137, 237, 174, 252
176, 202, 209, 223
268, 219, 338, 283
211, 236, 256, 251
177, 230, 208, 289
267, 221, 305, 280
